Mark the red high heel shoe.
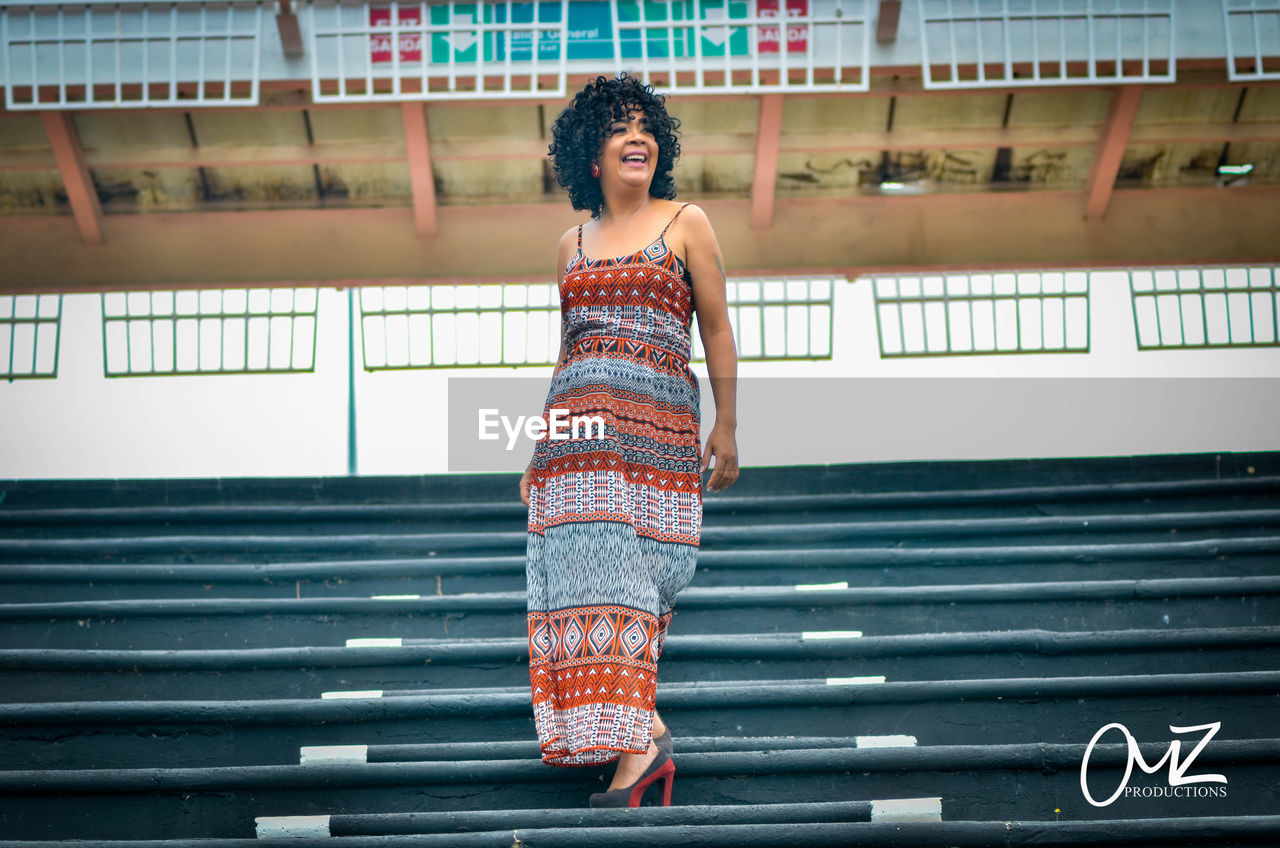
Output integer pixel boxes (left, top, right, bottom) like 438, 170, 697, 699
588, 747, 675, 808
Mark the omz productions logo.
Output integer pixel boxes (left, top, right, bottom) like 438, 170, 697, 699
1080, 721, 1228, 807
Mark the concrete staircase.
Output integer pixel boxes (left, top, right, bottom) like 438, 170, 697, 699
1, 452, 1278, 846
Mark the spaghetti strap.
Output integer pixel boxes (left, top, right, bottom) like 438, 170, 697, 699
577, 224, 583, 248
659, 202, 693, 237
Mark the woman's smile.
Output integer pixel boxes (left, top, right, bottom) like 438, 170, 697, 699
601, 109, 657, 179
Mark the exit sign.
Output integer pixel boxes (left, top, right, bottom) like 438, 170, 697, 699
756, 0, 808, 53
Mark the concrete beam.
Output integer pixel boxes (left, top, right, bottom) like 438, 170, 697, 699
7, 121, 1278, 174
751, 94, 784, 230
1084, 85, 1145, 221
39, 112, 104, 245
401, 102, 438, 237
275, 14, 305, 60
2, 187, 1278, 291
876, 0, 902, 43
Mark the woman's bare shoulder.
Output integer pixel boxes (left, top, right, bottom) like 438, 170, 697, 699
676, 201, 710, 223
554, 224, 580, 271
556, 225, 581, 253
670, 202, 715, 246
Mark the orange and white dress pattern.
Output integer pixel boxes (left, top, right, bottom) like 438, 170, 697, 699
525, 203, 701, 766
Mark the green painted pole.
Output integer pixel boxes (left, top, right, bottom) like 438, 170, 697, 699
347, 287, 357, 476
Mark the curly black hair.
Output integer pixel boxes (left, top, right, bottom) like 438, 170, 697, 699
547, 73, 681, 218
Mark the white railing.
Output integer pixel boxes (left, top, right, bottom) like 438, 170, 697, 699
872, 270, 1091, 356
357, 275, 835, 368
1, 0, 262, 109
919, 0, 1176, 89
100, 287, 319, 375
1130, 266, 1280, 349
609, 0, 872, 93
308, 0, 571, 102
1222, 0, 1280, 81
0, 293, 61, 378
1, 0, 1211, 108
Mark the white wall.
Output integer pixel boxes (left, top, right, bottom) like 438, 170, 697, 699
1, 270, 1277, 480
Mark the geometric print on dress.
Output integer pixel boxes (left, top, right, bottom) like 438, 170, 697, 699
529, 469, 701, 544
528, 604, 672, 766
525, 203, 699, 767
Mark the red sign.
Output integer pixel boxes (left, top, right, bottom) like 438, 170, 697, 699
756, 0, 808, 53
370, 6, 423, 63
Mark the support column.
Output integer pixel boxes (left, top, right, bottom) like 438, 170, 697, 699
751, 94, 785, 231
41, 112, 104, 245
402, 102, 438, 237
1084, 85, 1144, 221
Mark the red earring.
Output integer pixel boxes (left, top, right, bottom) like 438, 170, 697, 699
590, 162, 600, 178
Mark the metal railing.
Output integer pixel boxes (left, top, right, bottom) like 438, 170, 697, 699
100, 287, 319, 376
1, 0, 874, 107
610, 0, 872, 93
1, 293, 61, 379
360, 282, 561, 369
308, 0, 572, 102
692, 276, 835, 360
919, 0, 1176, 89
872, 271, 1090, 356
1, 0, 262, 110
1129, 266, 1280, 349
1222, 0, 1280, 81
359, 275, 835, 368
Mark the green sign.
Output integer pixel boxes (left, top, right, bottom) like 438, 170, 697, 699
426, 0, 750, 63
615, 0, 749, 59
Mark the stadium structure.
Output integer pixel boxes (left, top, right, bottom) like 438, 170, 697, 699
1, 0, 1279, 844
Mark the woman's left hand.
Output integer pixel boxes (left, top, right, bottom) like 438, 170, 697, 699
700, 422, 739, 493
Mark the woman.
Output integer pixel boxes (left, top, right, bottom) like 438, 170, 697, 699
519, 73, 740, 808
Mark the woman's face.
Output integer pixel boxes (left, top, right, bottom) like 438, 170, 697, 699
596, 107, 658, 192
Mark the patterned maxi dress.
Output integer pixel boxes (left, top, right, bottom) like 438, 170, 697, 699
525, 203, 701, 766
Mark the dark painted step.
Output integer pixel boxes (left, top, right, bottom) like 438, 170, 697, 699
5, 535, 1277, 602
2, 673, 1276, 769
253, 798, 939, 836
1, 452, 1276, 843
5, 506, 1280, 552
5, 498, 1280, 541
3, 816, 1278, 848
2, 575, 1276, 648
4, 626, 1277, 701
263, 812, 1280, 848
3, 451, 1276, 509
4, 516, 1280, 568
0, 739, 1273, 838
3, 468, 1278, 527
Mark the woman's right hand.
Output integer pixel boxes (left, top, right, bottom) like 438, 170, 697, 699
519, 463, 534, 506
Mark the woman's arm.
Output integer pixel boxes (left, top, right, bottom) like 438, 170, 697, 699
677, 205, 740, 493
521, 228, 578, 505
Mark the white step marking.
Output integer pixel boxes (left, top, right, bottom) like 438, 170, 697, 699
802, 630, 863, 640
321, 690, 383, 699
300, 745, 369, 764
856, 735, 918, 748
371, 594, 421, 600
346, 637, 403, 647
826, 676, 886, 685
870, 797, 942, 822
255, 815, 331, 838
795, 581, 849, 591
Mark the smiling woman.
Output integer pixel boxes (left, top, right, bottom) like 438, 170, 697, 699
519, 73, 741, 809
545, 73, 682, 219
